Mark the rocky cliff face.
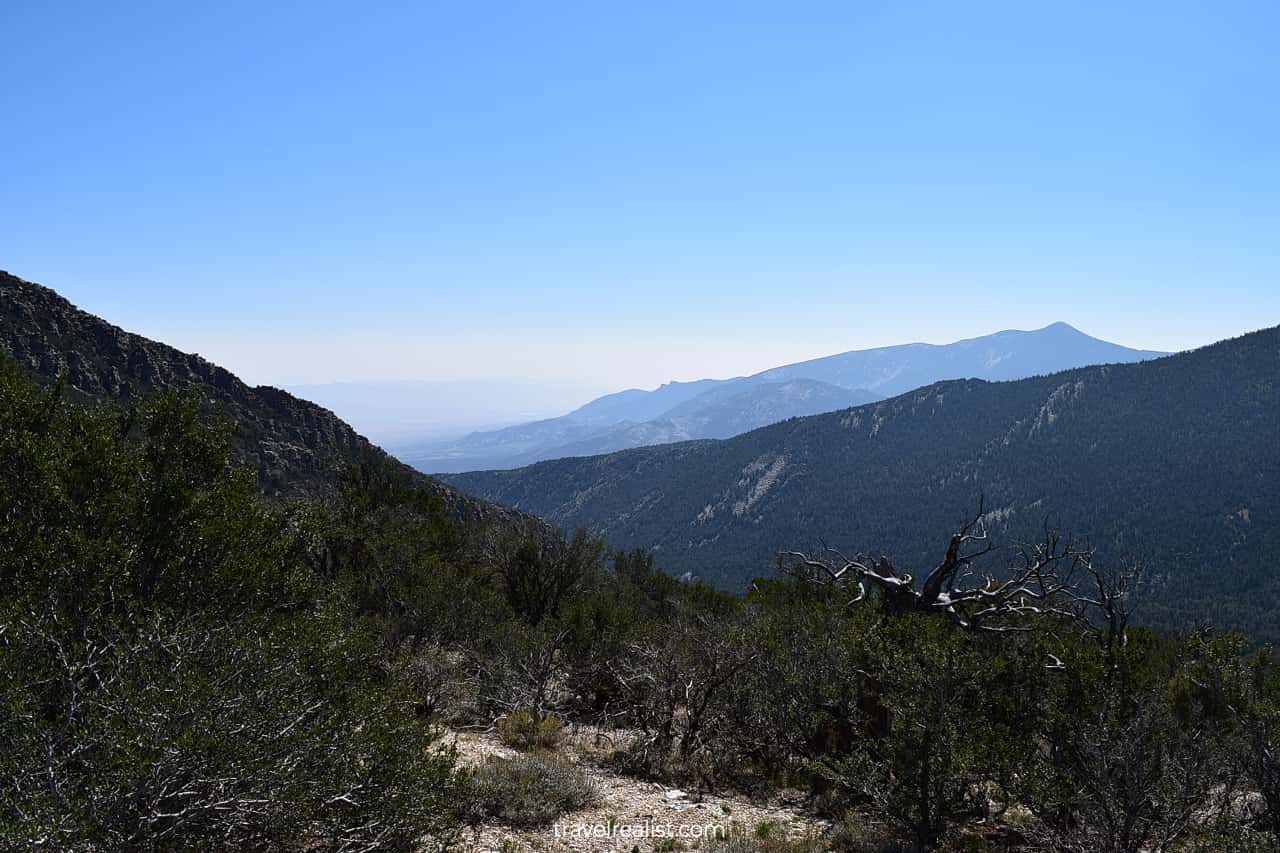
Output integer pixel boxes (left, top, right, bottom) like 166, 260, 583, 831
0, 270, 517, 523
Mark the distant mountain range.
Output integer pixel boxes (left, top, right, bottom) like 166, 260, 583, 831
444, 327, 1280, 638
7, 268, 1277, 638
285, 378, 609, 447
0, 270, 525, 528
406, 322, 1165, 472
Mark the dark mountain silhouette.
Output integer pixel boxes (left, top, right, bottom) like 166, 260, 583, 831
405, 379, 881, 472
445, 326, 1280, 636
410, 323, 1163, 473
0, 270, 520, 525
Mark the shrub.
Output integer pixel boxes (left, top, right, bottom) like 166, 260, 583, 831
703, 816, 913, 853
701, 827, 833, 853
609, 607, 756, 780
496, 709, 568, 750
459, 754, 597, 827
818, 613, 1043, 851
0, 365, 460, 852
1027, 628, 1237, 853
825, 813, 916, 853
483, 523, 604, 625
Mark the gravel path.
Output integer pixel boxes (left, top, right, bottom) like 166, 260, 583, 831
448, 728, 826, 852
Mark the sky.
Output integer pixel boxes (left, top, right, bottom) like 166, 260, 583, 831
3, 0, 1278, 397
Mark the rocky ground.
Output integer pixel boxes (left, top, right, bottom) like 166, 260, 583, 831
447, 727, 826, 853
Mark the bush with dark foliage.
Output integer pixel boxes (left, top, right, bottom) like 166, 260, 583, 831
0, 360, 458, 852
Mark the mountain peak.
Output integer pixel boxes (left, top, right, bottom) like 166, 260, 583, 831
444, 324, 1280, 636
409, 323, 1166, 473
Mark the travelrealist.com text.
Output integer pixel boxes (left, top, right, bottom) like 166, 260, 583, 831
554, 820, 728, 840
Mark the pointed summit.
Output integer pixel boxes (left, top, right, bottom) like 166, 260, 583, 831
406, 324, 1166, 473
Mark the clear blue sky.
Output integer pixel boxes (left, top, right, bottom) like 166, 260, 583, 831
3, 1, 1277, 389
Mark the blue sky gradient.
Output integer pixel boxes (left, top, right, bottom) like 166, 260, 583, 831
3, 1, 1277, 389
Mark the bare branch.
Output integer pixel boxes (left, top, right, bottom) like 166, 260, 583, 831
777, 502, 1093, 635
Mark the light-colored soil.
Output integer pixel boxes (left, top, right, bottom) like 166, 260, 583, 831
447, 727, 827, 852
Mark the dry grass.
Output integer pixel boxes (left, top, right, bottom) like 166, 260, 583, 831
496, 709, 568, 751
458, 753, 598, 828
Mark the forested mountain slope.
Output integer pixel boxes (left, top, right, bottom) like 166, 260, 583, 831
409, 322, 1162, 473
408, 379, 880, 472
0, 270, 517, 524
447, 327, 1280, 635
554, 380, 882, 455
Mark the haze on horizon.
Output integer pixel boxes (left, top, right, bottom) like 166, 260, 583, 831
3, 1, 1278, 395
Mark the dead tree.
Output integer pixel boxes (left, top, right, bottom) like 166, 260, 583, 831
1067, 561, 1141, 668
609, 610, 758, 777
1031, 562, 1225, 853
778, 502, 1091, 633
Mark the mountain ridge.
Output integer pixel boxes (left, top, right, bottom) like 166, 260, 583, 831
408, 322, 1164, 473
444, 326, 1280, 636
0, 270, 523, 526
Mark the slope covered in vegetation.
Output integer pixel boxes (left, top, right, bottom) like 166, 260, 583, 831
4, 277, 1279, 851
447, 325, 1280, 638
406, 322, 1161, 473
4, 352, 1280, 852
0, 358, 460, 850
0, 269, 518, 530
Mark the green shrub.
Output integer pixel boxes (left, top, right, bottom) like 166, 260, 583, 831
825, 813, 915, 853
483, 524, 604, 625
0, 362, 460, 852
497, 709, 568, 750
701, 827, 832, 853
703, 817, 913, 853
459, 754, 597, 827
